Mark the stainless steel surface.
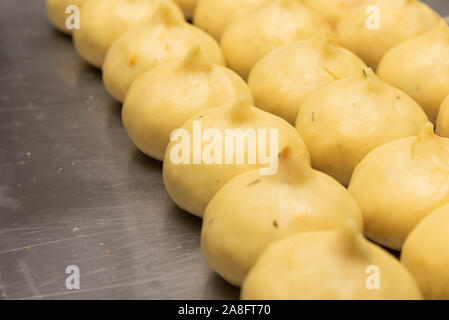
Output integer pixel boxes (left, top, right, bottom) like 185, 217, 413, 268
0, 0, 447, 300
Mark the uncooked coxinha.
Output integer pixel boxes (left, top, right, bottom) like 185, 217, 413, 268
296, 67, 428, 186
378, 19, 449, 123
241, 225, 423, 300
163, 98, 310, 218
349, 122, 449, 251
73, 0, 182, 69
401, 203, 449, 300
220, 0, 334, 80
122, 45, 252, 161
103, 1, 224, 102
202, 146, 362, 287
248, 38, 367, 125
337, 0, 439, 68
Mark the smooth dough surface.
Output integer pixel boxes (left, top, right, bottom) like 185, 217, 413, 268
303, 0, 366, 26
296, 68, 428, 186
248, 38, 366, 124
241, 230, 422, 300
202, 147, 363, 287
337, 0, 439, 68
378, 21, 449, 123
220, 0, 334, 80
163, 99, 310, 218
348, 123, 449, 250
102, 3, 224, 102
122, 45, 252, 161
73, 0, 182, 69
401, 204, 449, 300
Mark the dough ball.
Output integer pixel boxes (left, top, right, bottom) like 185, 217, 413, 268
220, 0, 334, 80
296, 68, 428, 186
248, 38, 366, 124
348, 122, 449, 250
122, 45, 252, 161
194, 0, 265, 41
401, 204, 449, 300
337, 0, 439, 68
102, 2, 224, 102
73, 0, 182, 69
202, 147, 362, 287
378, 21, 449, 123
163, 98, 310, 218
241, 227, 422, 300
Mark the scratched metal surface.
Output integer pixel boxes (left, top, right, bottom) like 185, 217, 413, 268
0, 0, 448, 300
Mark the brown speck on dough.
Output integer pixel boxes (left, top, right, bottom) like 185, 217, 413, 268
273, 221, 278, 228
129, 54, 137, 66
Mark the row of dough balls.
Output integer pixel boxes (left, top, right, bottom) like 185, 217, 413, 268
46, 0, 449, 299
46, 0, 449, 122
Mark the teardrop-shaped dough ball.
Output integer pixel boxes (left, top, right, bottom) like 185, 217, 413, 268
73, 0, 182, 69
437, 95, 449, 138
337, 0, 439, 69
249, 38, 366, 125
302, 0, 366, 26
241, 227, 422, 300
202, 147, 362, 287
378, 21, 449, 123
163, 98, 311, 218
296, 68, 428, 186
173, 0, 197, 18
220, 0, 334, 79
103, 2, 224, 102
348, 123, 449, 250
122, 45, 252, 161
401, 204, 449, 300
46, 0, 86, 35
194, 0, 265, 41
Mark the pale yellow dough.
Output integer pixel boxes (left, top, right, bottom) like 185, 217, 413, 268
401, 204, 449, 300
46, 0, 87, 35
302, 0, 366, 26
378, 20, 449, 123
102, 2, 224, 102
337, 0, 439, 69
220, 0, 334, 80
437, 95, 449, 138
122, 45, 252, 161
202, 147, 362, 287
248, 38, 367, 125
348, 123, 449, 250
173, 0, 197, 18
163, 99, 311, 218
73, 0, 182, 69
194, 0, 265, 41
296, 68, 428, 186
241, 228, 422, 300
